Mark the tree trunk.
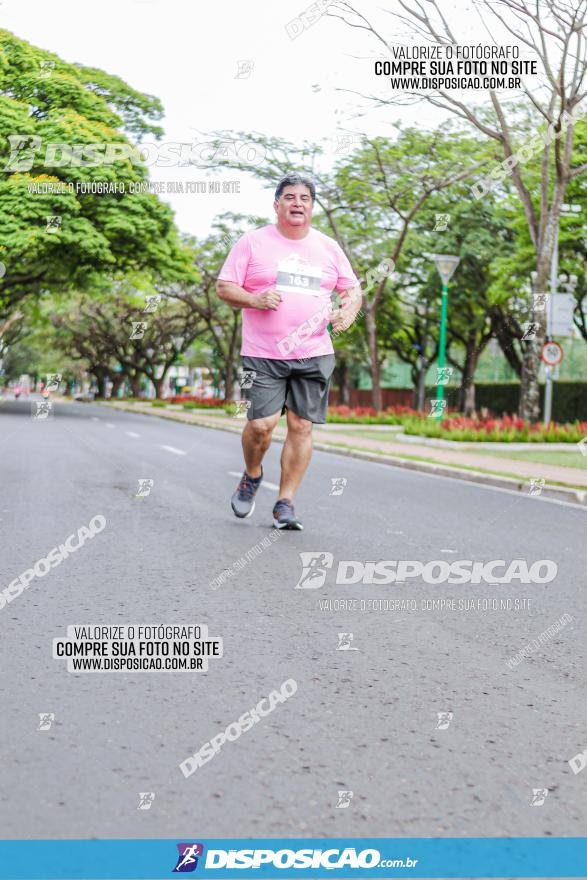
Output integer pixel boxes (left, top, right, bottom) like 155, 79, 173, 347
461, 334, 478, 417
154, 376, 166, 399
365, 307, 382, 411
490, 307, 522, 377
224, 357, 235, 402
417, 357, 428, 412
130, 373, 142, 397
519, 204, 561, 422
339, 359, 351, 406
93, 371, 107, 399
111, 376, 124, 398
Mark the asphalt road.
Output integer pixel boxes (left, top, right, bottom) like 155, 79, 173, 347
1, 396, 586, 840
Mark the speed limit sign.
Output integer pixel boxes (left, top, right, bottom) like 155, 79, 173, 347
541, 341, 563, 366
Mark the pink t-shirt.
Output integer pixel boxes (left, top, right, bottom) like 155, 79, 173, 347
218, 224, 358, 359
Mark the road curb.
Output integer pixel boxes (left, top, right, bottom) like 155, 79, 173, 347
312, 442, 587, 506
101, 402, 587, 507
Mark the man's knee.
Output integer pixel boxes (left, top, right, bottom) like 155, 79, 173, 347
247, 416, 278, 442
287, 410, 313, 436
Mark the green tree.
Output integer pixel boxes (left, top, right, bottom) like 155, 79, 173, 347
0, 30, 194, 317
332, 2, 587, 419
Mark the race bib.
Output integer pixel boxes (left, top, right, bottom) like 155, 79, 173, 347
275, 254, 323, 296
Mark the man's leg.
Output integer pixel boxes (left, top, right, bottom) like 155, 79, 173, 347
231, 411, 281, 519
278, 409, 313, 500
242, 411, 281, 478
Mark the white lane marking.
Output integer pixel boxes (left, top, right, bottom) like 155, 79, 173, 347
126, 431, 141, 438
91, 416, 100, 421
228, 471, 279, 491
440, 549, 458, 554
106, 423, 115, 429
161, 444, 187, 455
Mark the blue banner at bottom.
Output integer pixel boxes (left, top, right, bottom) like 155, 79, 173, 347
1, 838, 587, 879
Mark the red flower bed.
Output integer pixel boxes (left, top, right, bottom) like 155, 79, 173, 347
327, 404, 420, 424
169, 395, 226, 406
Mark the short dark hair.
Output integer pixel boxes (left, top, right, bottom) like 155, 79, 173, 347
274, 173, 316, 202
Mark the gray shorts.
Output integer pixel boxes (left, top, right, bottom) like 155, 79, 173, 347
241, 355, 336, 424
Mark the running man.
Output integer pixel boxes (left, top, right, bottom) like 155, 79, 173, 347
216, 172, 361, 530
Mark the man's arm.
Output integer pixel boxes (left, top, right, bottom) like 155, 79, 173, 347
216, 281, 282, 311
330, 284, 363, 333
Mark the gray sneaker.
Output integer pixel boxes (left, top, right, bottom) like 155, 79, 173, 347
231, 468, 263, 518
272, 498, 303, 530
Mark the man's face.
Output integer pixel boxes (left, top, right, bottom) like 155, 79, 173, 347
274, 184, 313, 229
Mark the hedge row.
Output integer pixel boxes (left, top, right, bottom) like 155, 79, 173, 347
425, 382, 587, 422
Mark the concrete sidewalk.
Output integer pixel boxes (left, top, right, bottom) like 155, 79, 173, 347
102, 401, 587, 503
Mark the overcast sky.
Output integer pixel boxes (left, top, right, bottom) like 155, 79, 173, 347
2, 0, 521, 238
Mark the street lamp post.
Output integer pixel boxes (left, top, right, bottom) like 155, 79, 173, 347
431, 254, 460, 422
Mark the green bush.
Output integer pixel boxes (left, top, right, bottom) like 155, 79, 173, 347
424, 382, 587, 422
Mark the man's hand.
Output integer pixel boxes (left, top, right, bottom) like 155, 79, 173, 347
330, 286, 362, 333
255, 289, 282, 311
329, 309, 356, 333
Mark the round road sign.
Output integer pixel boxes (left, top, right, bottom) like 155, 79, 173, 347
541, 341, 563, 366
